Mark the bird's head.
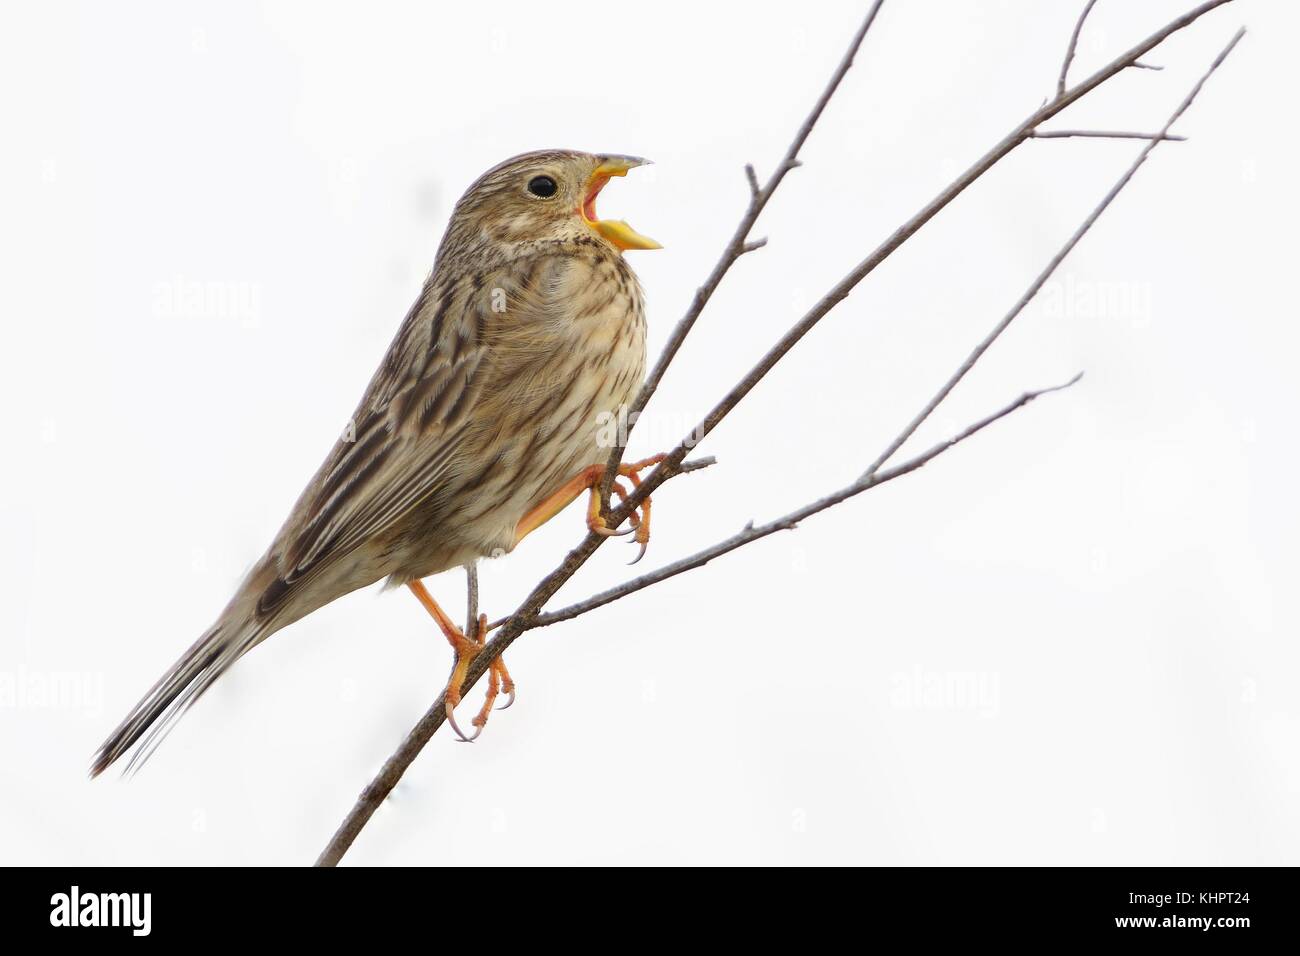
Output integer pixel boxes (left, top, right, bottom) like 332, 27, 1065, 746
441, 150, 661, 261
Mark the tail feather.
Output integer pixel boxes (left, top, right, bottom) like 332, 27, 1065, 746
90, 618, 260, 777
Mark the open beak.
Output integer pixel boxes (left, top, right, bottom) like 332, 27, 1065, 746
581, 155, 661, 251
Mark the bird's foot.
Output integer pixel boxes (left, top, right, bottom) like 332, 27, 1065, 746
512, 454, 668, 563
610, 454, 666, 564
469, 616, 515, 733
408, 580, 513, 743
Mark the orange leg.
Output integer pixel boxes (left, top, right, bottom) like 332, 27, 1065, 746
470, 612, 516, 729
408, 579, 513, 742
513, 465, 629, 544
409, 455, 667, 742
513, 454, 667, 564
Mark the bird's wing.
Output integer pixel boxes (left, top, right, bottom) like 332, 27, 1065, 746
257, 250, 584, 616
259, 270, 496, 613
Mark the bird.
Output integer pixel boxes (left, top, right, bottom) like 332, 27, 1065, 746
92, 149, 663, 775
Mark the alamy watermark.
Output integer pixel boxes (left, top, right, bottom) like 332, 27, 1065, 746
890, 667, 1000, 718
0, 666, 103, 717
50, 887, 151, 936
596, 404, 705, 452
152, 276, 262, 328
1041, 273, 1154, 327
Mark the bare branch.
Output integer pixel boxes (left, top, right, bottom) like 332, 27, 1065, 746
1131, 61, 1164, 71
612, 0, 1236, 534
479, 456, 716, 634
520, 20, 1245, 629
1029, 129, 1187, 142
534, 374, 1083, 628
1058, 0, 1100, 98
529, 19, 1244, 627
864, 28, 1243, 482
314, 2, 1241, 868
537, 15, 1251, 627
598, 0, 889, 504
672, 455, 718, 476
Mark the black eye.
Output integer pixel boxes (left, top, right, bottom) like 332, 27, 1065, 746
527, 175, 558, 198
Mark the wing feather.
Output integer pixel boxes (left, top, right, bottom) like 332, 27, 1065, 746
255, 249, 588, 614
264, 273, 491, 602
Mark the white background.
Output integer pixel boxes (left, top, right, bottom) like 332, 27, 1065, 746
2, 0, 1296, 866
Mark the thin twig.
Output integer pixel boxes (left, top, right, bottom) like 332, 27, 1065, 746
864, 29, 1242, 482
534, 375, 1082, 627
608, 0, 1235, 534
480, 455, 718, 633
528, 21, 1245, 629
314, 1, 1239, 868
530, 22, 1243, 626
672, 455, 717, 475
526, 21, 1246, 627
1029, 129, 1187, 142
598, 0, 889, 504
1058, 0, 1100, 98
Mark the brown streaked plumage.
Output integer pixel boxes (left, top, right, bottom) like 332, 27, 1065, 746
93, 149, 659, 774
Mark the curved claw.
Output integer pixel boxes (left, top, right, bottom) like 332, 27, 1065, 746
497, 688, 516, 711
445, 699, 481, 743
591, 521, 635, 538
628, 538, 648, 565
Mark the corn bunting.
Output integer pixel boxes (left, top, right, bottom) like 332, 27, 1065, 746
94, 150, 661, 774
